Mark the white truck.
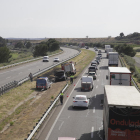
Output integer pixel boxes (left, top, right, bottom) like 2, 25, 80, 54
81, 76, 93, 91
108, 52, 119, 67
107, 67, 131, 86
61, 61, 76, 75
103, 85, 140, 140
105, 45, 111, 52
106, 48, 113, 58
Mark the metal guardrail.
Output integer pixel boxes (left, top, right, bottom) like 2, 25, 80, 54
0, 49, 64, 70
119, 55, 140, 92
0, 47, 81, 95
25, 84, 68, 140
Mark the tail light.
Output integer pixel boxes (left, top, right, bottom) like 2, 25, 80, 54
83, 101, 87, 103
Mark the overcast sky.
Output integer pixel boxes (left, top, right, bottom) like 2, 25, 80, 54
0, 0, 140, 38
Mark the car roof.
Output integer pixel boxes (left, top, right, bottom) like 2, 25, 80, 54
37, 77, 48, 80
58, 137, 76, 140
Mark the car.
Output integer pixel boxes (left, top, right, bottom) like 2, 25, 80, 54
53, 57, 60, 62
91, 64, 98, 69
98, 50, 101, 53
88, 72, 97, 79
88, 66, 97, 73
58, 137, 76, 140
43, 56, 49, 62
94, 59, 99, 64
98, 53, 102, 59
91, 61, 97, 66
72, 95, 90, 109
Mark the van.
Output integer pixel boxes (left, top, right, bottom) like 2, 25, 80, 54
43, 56, 49, 62
88, 66, 97, 73
81, 76, 93, 91
36, 77, 52, 90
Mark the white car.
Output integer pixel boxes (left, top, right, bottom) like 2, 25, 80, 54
43, 56, 49, 62
73, 95, 90, 109
53, 57, 60, 62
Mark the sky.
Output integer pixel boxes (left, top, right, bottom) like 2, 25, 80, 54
0, 0, 140, 38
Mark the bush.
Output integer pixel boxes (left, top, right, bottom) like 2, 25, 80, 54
129, 66, 135, 73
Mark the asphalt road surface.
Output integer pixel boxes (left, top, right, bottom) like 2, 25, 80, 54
0, 47, 79, 87
35, 49, 118, 140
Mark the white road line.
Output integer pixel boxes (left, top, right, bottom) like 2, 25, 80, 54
45, 65, 88, 140
96, 85, 98, 88
59, 121, 64, 130
86, 109, 90, 117
94, 94, 96, 98
6, 76, 11, 79
91, 127, 94, 138
93, 107, 95, 113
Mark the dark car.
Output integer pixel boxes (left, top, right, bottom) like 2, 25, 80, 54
54, 70, 67, 82
88, 66, 96, 73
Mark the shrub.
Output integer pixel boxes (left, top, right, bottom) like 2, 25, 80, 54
129, 66, 135, 73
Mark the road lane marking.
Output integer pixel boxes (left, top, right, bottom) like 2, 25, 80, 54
96, 85, 98, 88
94, 94, 96, 98
91, 127, 94, 138
59, 121, 64, 130
97, 79, 99, 82
86, 109, 90, 117
93, 107, 95, 113
6, 76, 11, 79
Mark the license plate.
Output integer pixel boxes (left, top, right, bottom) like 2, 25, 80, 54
85, 88, 88, 90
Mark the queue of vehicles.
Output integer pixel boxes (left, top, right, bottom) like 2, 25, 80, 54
40, 46, 139, 140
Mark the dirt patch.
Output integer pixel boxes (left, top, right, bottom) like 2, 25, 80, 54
0, 49, 95, 140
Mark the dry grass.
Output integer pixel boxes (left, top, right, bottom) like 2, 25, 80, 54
0, 49, 95, 140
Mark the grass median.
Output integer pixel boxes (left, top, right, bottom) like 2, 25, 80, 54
0, 49, 95, 140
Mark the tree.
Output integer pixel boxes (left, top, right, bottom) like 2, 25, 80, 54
0, 36, 6, 47
0, 47, 12, 63
15, 42, 24, 48
120, 32, 124, 38
26, 42, 32, 49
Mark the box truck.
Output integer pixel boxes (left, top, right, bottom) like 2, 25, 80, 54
106, 48, 113, 58
103, 85, 140, 140
61, 61, 76, 75
107, 67, 131, 86
81, 76, 93, 91
108, 52, 119, 67
105, 45, 111, 52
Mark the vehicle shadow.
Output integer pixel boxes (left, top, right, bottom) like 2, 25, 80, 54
78, 130, 104, 140
99, 66, 108, 70
68, 106, 88, 111
74, 87, 92, 92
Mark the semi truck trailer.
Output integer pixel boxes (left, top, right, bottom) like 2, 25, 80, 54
105, 45, 111, 52
106, 48, 113, 58
108, 52, 119, 67
103, 85, 140, 140
107, 67, 131, 86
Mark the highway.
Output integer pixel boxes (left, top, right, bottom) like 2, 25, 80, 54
36, 49, 112, 140
0, 47, 79, 87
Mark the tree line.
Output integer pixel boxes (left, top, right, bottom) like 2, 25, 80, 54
33, 39, 60, 57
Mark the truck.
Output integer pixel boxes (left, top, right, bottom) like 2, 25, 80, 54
105, 45, 111, 52
106, 48, 113, 58
81, 76, 93, 91
107, 67, 131, 86
61, 61, 76, 75
108, 52, 119, 67
103, 85, 140, 140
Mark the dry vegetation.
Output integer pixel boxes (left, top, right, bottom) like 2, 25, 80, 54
0, 49, 95, 140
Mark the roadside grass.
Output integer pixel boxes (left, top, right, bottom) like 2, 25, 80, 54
0, 49, 62, 67
0, 49, 95, 140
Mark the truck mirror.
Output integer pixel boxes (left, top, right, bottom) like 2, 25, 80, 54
106, 75, 108, 79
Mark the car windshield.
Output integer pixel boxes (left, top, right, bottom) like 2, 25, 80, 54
75, 97, 86, 100
89, 67, 95, 69
56, 72, 64, 76
89, 73, 95, 76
